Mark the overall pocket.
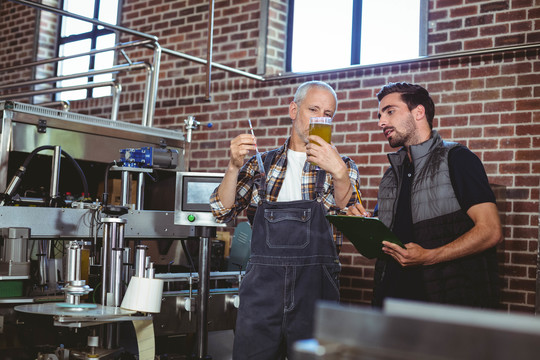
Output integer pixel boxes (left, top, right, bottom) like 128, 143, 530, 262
264, 207, 311, 249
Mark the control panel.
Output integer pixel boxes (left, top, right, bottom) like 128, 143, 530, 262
174, 172, 226, 227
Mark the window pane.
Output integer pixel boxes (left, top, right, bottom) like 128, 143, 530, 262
93, 34, 116, 97
57, 40, 91, 101
61, 0, 95, 37
290, 0, 353, 72
98, 0, 119, 25
360, 0, 421, 65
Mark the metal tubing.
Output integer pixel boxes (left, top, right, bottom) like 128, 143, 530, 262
123, 246, 131, 286
155, 271, 245, 282
111, 247, 124, 307
102, 218, 127, 307
0, 62, 147, 91
111, 83, 122, 121
197, 236, 211, 359
120, 171, 131, 207
145, 43, 162, 127
37, 240, 48, 286
0, 39, 153, 74
36, 101, 70, 111
140, 63, 153, 127
263, 41, 540, 81
1, 83, 111, 99
136, 172, 145, 210
159, 46, 266, 81
135, 245, 147, 278
49, 146, 61, 204
205, 0, 215, 101
11, 0, 539, 86
8, 0, 158, 42
1, 82, 120, 122
101, 225, 110, 305
66, 241, 81, 282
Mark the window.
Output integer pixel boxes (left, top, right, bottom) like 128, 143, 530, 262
56, 0, 121, 100
287, 0, 427, 73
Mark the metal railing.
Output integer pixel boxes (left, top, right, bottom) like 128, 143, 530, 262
0, 82, 122, 121
4, 0, 264, 128
5, 0, 540, 126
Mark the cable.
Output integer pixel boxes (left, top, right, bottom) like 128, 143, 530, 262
180, 238, 196, 273
101, 161, 123, 207
1, 145, 89, 205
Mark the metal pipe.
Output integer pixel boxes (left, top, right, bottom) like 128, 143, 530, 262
123, 246, 131, 286
0, 62, 147, 91
159, 46, 265, 82
120, 171, 131, 207
111, 247, 124, 306
263, 41, 540, 81
37, 240, 48, 286
0, 39, 153, 74
66, 241, 81, 283
36, 101, 70, 111
2, 82, 121, 122
0, 81, 116, 100
49, 145, 61, 206
205, 0, 215, 101
102, 217, 127, 307
101, 225, 110, 305
197, 235, 211, 359
141, 63, 153, 127
135, 245, 147, 278
8, 0, 158, 42
12, 0, 538, 86
111, 83, 122, 121
145, 43, 162, 127
155, 271, 245, 282
136, 172, 145, 210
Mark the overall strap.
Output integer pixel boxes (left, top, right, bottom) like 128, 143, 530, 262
258, 149, 278, 200
315, 169, 326, 199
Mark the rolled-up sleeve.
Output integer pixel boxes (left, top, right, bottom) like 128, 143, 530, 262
210, 156, 258, 223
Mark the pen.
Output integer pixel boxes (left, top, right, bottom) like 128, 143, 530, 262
353, 183, 363, 207
248, 119, 266, 176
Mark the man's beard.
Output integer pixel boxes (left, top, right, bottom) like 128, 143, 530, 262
387, 114, 416, 148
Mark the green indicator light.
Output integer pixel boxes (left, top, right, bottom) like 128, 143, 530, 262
187, 214, 196, 222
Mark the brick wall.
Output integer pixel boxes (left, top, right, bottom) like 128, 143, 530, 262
0, 0, 539, 313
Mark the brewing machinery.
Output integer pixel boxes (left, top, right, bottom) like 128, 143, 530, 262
0, 101, 241, 359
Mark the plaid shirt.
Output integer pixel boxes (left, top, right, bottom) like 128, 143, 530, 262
210, 138, 361, 226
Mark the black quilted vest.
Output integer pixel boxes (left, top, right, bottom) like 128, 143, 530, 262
374, 131, 499, 308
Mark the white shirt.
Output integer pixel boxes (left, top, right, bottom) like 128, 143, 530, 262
277, 149, 306, 202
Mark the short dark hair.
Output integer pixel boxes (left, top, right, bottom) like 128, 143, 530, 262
376, 82, 435, 129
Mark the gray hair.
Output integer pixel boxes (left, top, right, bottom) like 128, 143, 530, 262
293, 81, 338, 115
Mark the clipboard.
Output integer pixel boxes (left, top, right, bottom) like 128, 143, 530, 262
326, 215, 405, 259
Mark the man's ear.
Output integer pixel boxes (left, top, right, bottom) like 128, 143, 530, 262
289, 101, 297, 120
413, 104, 426, 122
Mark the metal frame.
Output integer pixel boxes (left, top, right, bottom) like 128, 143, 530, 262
295, 300, 540, 359
8, 0, 537, 101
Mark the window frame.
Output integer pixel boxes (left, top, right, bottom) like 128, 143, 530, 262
285, 0, 428, 73
56, 0, 122, 100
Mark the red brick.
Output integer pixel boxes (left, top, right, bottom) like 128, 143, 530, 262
471, 65, 500, 77
464, 38, 493, 49
484, 101, 515, 112
480, 24, 509, 36
499, 162, 530, 174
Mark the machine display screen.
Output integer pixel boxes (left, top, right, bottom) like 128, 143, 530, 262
181, 176, 222, 212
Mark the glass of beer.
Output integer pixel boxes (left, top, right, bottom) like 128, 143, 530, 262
309, 116, 332, 168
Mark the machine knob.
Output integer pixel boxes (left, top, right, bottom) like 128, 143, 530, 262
187, 214, 196, 222
227, 294, 240, 309
178, 296, 195, 312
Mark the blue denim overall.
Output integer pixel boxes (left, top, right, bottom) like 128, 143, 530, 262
233, 156, 341, 359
